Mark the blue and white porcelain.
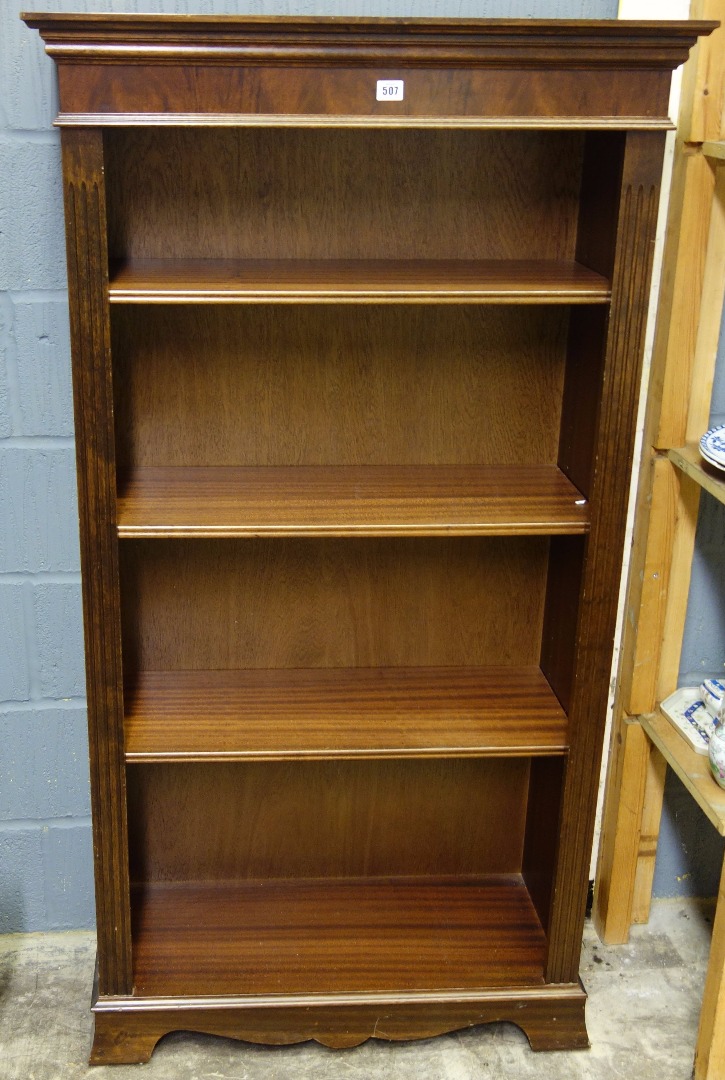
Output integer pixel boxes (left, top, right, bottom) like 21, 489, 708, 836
700, 425, 725, 471
701, 678, 725, 719
709, 725, 725, 789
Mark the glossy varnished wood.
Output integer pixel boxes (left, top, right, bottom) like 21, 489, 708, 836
106, 129, 583, 263
61, 129, 132, 997
123, 666, 569, 761
90, 985, 588, 1063
126, 758, 529, 882
23, 11, 713, 1064
546, 132, 667, 984
116, 465, 589, 538
130, 877, 545, 996
24, 15, 713, 127
119, 537, 548, 673
112, 306, 568, 470
108, 258, 610, 304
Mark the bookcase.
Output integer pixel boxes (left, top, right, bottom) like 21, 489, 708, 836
23, 13, 713, 1066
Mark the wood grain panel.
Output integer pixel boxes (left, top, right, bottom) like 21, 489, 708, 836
546, 131, 666, 985
116, 465, 589, 538
118, 537, 548, 673
540, 535, 586, 714
523, 756, 564, 938
112, 306, 568, 469
123, 666, 568, 761
129, 877, 545, 997
105, 129, 583, 262
126, 758, 529, 882
108, 258, 610, 304
61, 129, 132, 997
89, 984, 587, 1063
57, 66, 674, 127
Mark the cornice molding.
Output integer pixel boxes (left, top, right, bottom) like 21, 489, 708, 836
22, 15, 717, 70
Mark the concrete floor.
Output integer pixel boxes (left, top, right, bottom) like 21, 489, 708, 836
0, 898, 714, 1079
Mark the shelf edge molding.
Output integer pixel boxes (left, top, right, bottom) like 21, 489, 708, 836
107, 258, 611, 305
115, 465, 590, 539
123, 666, 570, 762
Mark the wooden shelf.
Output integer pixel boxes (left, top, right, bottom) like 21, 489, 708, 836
639, 710, 725, 838
702, 140, 725, 163
668, 444, 725, 507
123, 666, 569, 762
131, 875, 546, 997
108, 258, 611, 305
116, 465, 590, 539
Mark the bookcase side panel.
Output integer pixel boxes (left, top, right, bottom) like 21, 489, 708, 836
545, 130, 667, 985
61, 128, 132, 996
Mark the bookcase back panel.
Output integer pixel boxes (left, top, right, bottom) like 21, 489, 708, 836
119, 537, 548, 673
126, 758, 529, 882
112, 305, 568, 468
106, 128, 584, 262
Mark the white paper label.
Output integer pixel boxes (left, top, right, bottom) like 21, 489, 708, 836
376, 80, 404, 101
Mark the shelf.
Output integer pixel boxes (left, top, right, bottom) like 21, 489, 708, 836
639, 710, 725, 838
702, 140, 725, 163
131, 875, 546, 997
108, 258, 611, 305
116, 465, 590, 539
123, 666, 569, 762
668, 444, 725, 508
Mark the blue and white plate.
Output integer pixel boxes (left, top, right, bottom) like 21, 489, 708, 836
700, 425, 725, 472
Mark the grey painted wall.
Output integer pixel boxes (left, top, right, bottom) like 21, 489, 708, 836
20, 0, 725, 933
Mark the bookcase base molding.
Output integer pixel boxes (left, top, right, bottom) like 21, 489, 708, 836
22, 12, 714, 1066
90, 985, 588, 1064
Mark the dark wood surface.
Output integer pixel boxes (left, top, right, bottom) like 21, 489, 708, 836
61, 129, 132, 997
23, 9, 714, 1064
108, 258, 610, 304
545, 131, 667, 984
523, 756, 565, 938
116, 465, 589, 538
106, 129, 584, 263
112, 305, 568, 470
25, 15, 713, 127
126, 757, 530, 883
119, 537, 548, 672
123, 666, 568, 761
130, 876, 546, 996
90, 985, 588, 1063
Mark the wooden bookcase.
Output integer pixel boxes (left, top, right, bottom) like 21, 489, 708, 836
23, 13, 712, 1066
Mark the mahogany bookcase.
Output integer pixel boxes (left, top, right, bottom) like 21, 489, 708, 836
22, 12, 712, 1066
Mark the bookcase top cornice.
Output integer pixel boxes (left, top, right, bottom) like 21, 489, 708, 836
22, 14, 715, 70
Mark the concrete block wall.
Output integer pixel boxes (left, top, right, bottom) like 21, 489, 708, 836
0, 0, 92, 931
11, 0, 698, 934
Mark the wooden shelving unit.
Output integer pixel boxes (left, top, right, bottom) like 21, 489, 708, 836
593, 7, 725, 1078
668, 443, 725, 506
23, 11, 711, 1067
639, 710, 725, 836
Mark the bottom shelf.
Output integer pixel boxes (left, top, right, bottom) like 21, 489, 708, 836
640, 709, 725, 836
131, 875, 546, 998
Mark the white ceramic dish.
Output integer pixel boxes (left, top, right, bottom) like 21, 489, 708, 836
700, 425, 725, 471
661, 687, 716, 755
